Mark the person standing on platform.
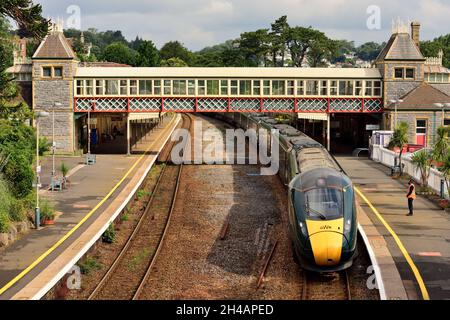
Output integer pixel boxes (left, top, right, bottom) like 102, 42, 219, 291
406, 179, 416, 216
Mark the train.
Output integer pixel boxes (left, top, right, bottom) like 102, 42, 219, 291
216, 112, 358, 272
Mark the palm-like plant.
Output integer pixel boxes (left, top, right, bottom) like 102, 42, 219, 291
441, 153, 450, 199
388, 121, 409, 175
433, 126, 449, 164
411, 149, 433, 187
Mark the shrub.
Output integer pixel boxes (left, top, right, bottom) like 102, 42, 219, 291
0, 211, 9, 233
78, 256, 102, 275
39, 137, 51, 156
136, 189, 148, 200
40, 199, 56, 222
102, 223, 116, 243
60, 162, 69, 177
9, 198, 26, 222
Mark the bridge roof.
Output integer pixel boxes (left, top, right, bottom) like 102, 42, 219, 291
75, 67, 382, 79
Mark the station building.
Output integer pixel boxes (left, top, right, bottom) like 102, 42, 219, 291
7, 21, 450, 154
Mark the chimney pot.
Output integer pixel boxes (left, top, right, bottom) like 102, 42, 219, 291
411, 21, 421, 48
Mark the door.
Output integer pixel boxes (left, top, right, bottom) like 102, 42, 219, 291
416, 119, 427, 146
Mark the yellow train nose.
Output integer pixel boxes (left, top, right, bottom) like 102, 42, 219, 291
308, 232, 343, 266
306, 218, 344, 266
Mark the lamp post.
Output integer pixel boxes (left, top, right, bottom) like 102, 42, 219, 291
51, 102, 62, 181
35, 111, 49, 229
390, 99, 404, 128
88, 100, 95, 156
434, 103, 450, 127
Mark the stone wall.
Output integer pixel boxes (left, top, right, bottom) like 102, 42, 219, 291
32, 60, 77, 153
396, 111, 443, 145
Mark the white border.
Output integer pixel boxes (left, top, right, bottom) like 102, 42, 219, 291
358, 223, 387, 300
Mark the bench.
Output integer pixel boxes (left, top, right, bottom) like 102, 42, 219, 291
50, 177, 63, 191
85, 153, 96, 165
352, 148, 369, 157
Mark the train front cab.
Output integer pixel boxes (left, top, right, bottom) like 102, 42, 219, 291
288, 168, 357, 272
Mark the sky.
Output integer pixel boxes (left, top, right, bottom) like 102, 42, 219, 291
31, 0, 450, 51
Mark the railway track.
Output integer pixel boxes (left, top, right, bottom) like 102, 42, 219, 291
301, 270, 351, 300
88, 115, 192, 300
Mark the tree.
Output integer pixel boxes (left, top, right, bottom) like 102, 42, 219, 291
287, 26, 331, 67
102, 42, 136, 65
238, 29, 271, 66
136, 40, 160, 67
411, 149, 433, 188
0, 0, 49, 39
160, 57, 188, 67
269, 15, 290, 66
355, 42, 383, 61
307, 39, 338, 67
433, 126, 449, 164
160, 41, 193, 65
388, 122, 409, 175
420, 34, 450, 68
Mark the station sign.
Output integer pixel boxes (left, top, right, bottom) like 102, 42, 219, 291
366, 124, 380, 131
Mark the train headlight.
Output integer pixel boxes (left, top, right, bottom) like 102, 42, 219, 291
344, 219, 352, 233
298, 222, 308, 237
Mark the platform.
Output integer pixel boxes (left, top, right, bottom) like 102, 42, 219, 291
0, 114, 180, 300
337, 156, 450, 300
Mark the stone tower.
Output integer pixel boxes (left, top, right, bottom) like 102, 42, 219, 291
375, 20, 426, 129
32, 20, 78, 153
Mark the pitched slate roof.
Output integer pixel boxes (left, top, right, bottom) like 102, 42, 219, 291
387, 82, 450, 110
32, 32, 76, 59
431, 83, 450, 96
376, 33, 425, 61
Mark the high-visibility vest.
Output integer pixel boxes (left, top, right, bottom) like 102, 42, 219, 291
407, 184, 416, 199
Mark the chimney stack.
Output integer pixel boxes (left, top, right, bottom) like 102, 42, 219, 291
411, 21, 421, 48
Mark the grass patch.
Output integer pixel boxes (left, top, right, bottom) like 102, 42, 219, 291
78, 256, 102, 275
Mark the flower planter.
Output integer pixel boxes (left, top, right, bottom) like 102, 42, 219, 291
42, 218, 55, 226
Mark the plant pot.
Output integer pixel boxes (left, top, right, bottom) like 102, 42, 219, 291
42, 218, 55, 226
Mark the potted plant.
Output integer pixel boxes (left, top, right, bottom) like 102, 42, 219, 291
40, 199, 56, 226
388, 122, 409, 176
60, 162, 69, 189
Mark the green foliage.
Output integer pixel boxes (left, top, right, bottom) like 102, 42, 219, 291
160, 41, 193, 65
120, 213, 129, 222
411, 149, 433, 187
78, 256, 102, 275
0, 0, 49, 39
160, 57, 188, 67
102, 42, 136, 66
0, 119, 35, 198
38, 136, 50, 156
9, 198, 26, 222
0, 177, 12, 232
102, 223, 116, 244
136, 189, 148, 200
136, 40, 160, 67
433, 126, 449, 163
40, 199, 55, 221
355, 42, 384, 61
388, 122, 409, 175
60, 162, 69, 177
441, 153, 450, 198
420, 34, 450, 69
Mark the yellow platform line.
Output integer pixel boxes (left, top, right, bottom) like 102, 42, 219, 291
354, 186, 430, 300
0, 115, 177, 297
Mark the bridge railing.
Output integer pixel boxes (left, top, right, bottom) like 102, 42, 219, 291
74, 96, 383, 113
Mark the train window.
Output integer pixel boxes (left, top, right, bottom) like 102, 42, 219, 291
304, 188, 343, 220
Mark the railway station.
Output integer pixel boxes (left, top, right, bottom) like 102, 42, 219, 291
1, 7, 450, 306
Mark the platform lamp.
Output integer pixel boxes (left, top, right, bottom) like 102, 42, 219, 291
434, 103, 450, 127
51, 102, 62, 183
35, 111, 49, 229
390, 99, 404, 128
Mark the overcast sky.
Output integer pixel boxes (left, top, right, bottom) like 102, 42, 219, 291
32, 0, 450, 51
